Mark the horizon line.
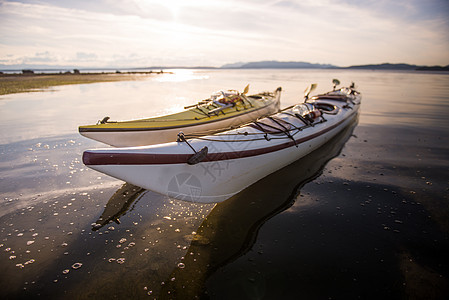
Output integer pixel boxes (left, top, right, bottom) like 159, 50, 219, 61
1, 61, 449, 72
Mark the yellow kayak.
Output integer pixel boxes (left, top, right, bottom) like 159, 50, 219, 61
79, 86, 282, 147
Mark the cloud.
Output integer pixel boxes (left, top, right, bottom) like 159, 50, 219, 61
0, 0, 448, 68
75, 52, 98, 62
24, 51, 54, 63
0, 51, 57, 64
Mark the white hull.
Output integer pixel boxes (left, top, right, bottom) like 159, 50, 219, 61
83, 88, 361, 203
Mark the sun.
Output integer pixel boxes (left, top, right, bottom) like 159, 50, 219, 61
138, 0, 213, 22
162, 0, 185, 20
135, 0, 186, 21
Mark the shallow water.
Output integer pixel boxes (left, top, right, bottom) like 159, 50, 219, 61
0, 69, 448, 299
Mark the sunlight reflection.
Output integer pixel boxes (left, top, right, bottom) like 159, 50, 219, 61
155, 69, 209, 82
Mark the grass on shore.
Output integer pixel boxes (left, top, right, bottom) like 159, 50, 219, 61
0, 73, 151, 96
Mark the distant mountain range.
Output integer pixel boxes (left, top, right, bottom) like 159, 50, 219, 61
221, 61, 335, 69
1, 61, 448, 72
344, 63, 449, 71
220, 61, 449, 71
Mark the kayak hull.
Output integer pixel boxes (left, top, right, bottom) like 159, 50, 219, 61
86, 116, 357, 202
83, 87, 361, 203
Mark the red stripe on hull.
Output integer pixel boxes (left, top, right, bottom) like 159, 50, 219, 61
83, 113, 355, 166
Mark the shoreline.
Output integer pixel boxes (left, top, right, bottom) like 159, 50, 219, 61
0, 71, 168, 96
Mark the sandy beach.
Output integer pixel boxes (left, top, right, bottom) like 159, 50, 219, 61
0, 71, 164, 95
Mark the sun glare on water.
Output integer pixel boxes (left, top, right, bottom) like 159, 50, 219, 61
156, 69, 209, 82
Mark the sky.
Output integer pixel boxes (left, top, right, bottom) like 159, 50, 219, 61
0, 0, 448, 68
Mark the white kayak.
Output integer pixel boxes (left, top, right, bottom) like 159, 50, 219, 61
83, 83, 361, 203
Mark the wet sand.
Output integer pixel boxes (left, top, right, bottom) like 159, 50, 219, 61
0, 69, 448, 299
1, 122, 447, 299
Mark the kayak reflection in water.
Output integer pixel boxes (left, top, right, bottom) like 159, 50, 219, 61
159, 116, 359, 299
91, 183, 146, 231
